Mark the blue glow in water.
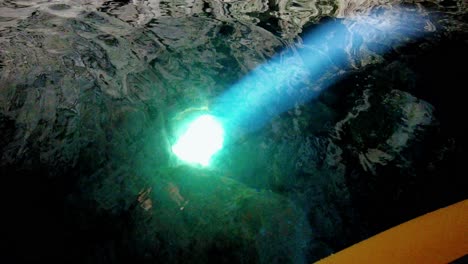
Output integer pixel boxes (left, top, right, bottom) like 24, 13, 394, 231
212, 9, 426, 136
173, 9, 427, 165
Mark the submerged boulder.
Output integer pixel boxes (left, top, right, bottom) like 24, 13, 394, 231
77, 165, 310, 263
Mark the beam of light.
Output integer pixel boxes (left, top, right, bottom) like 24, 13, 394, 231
211, 8, 428, 137
172, 114, 224, 166
172, 8, 428, 166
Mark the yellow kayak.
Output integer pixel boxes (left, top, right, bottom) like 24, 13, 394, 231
316, 200, 468, 264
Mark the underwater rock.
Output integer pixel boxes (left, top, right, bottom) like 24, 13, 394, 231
78, 166, 310, 263
334, 89, 435, 174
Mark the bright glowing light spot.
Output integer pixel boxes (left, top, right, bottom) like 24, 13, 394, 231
172, 115, 224, 166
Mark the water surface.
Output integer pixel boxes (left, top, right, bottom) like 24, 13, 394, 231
1, 0, 467, 263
